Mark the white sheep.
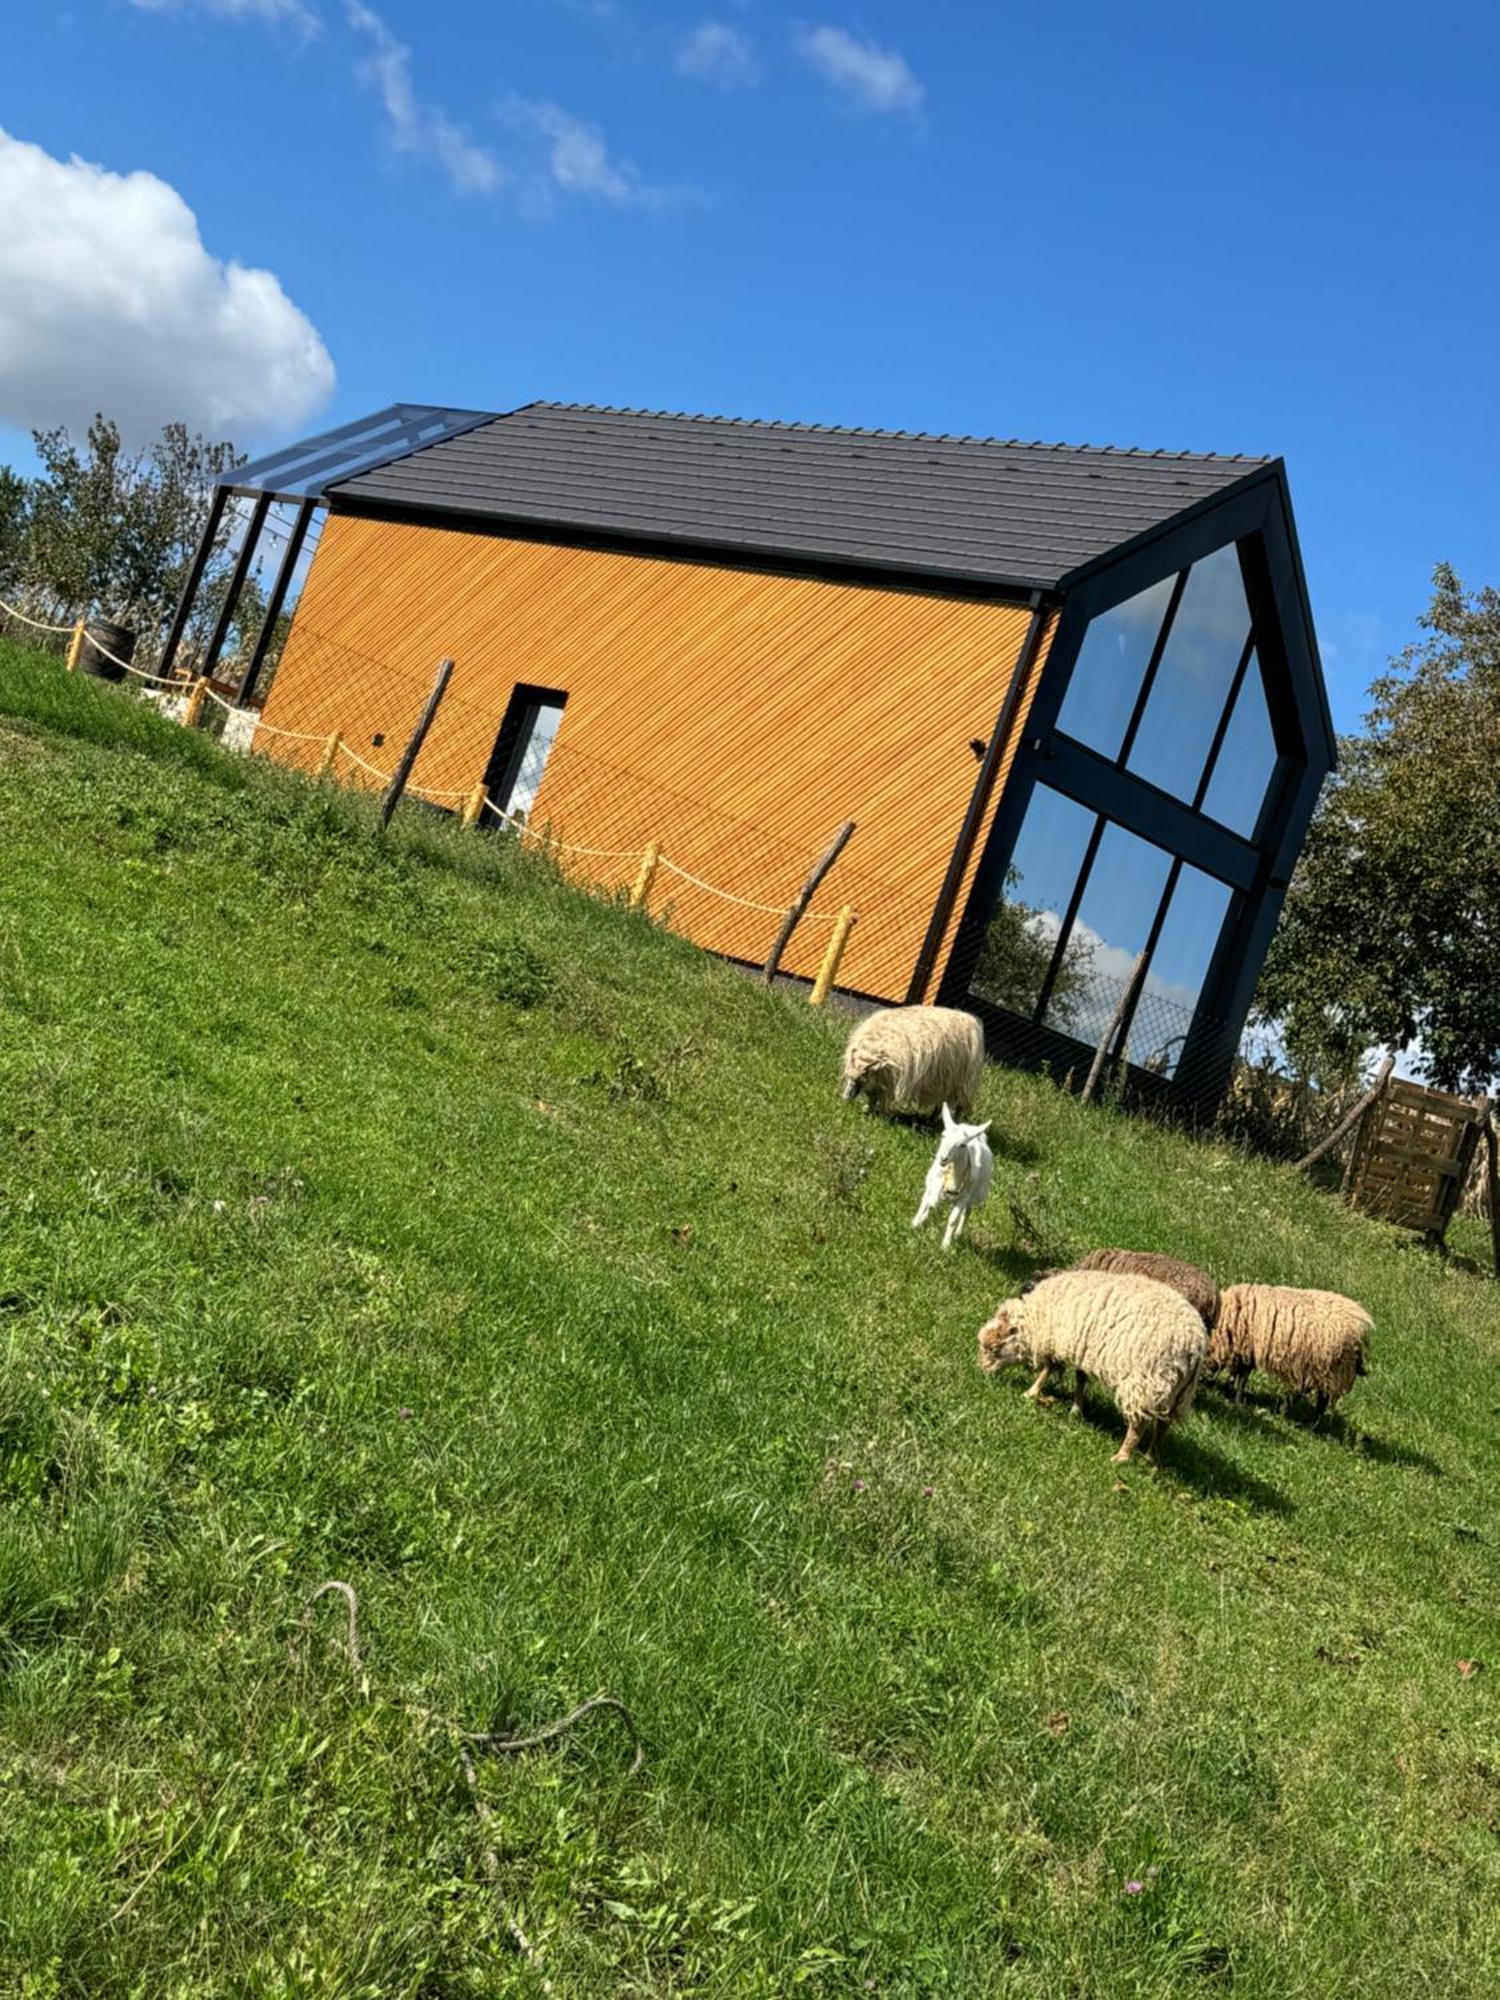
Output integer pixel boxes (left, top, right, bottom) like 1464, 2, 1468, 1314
1207, 1284, 1371, 1416
912, 1103, 994, 1249
840, 1005, 985, 1121
977, 1269, 1206, 1463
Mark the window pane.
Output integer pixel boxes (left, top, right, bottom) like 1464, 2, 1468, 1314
509, 700, 565, 817
1200, 652, 1278, 837
1127, 543, 1250, 800
971, 784, 1096, 1021
1045, 821, 1173, 1045
1130, 865, 1235, 1076
1054, 573, 1176, 761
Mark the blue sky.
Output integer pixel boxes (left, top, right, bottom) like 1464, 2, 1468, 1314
2, 0, 1495, 730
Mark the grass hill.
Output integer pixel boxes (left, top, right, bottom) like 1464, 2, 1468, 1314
2, 637, 1499, 1997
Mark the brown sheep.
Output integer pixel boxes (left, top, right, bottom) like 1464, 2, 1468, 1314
1207, 1284, 1371, 1416
1072, 1248, 1220, 1330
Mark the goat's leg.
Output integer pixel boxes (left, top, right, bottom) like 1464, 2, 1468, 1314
943, 1204, 968, 1250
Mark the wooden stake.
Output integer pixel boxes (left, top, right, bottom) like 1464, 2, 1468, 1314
182, 677, 208, 728
763, 820, 856, 983
380, 658, 454, 831
1082, 951, 1148, 1103
65, 620, 85, 672
629, 842, 661, 910
1291, 1054, 1393, 1178
1485, 1112, 1500, 1281
810, 906, 857, 1007
461, 780, 487, 830
318, 730, 342, 779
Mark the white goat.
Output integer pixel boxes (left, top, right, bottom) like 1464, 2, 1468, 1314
912, 1103, 994, 1249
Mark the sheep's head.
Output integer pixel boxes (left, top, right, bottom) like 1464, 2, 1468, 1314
842, 1056, 893, 1106
977, 1302, 1024, 1374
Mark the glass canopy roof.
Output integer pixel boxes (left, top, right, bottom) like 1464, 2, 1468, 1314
218, 403, 496, 501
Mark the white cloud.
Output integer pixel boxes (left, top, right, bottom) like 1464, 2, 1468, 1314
346, 1, 505, 195
0, 128, 334, 444
794, 24, 924, 113
676, 20, 760, 88
507, 100, 690, 210
131, 0, 318, 30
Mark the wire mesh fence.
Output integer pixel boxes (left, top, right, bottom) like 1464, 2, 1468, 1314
2, 589, 1346, 1139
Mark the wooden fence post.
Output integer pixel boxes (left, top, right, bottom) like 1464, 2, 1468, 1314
380, 658, 454, 831
763, 820, 855, 984
1485, 1112, 1500, 1281
182, 677, 208, 728
461, 781, 487, 830
630, 842, 661, 910
1082, 951, 1148, 1103
318, 731, 342, 779
65, 620, 84, 672
810, 906, 857, 1007
1288, 1054, 1393, 1179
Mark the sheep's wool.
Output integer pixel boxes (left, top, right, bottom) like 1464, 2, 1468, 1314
1074, 1248, 1220, 1329
841, 1006, 984, 1118
998, 1270, 1207, 1427
1208, 1285, 1371, 1403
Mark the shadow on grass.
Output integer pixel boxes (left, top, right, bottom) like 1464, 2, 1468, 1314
1057, 1396, 1295, 1512
1197, 1384, 1443, 1476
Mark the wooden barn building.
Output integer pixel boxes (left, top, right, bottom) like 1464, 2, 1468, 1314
166, 400, 1334, 1110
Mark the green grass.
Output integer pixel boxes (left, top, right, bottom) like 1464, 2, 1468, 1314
2, 635, 1500, 1996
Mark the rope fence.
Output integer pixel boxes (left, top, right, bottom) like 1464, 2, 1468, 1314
3, 602, 866, 1002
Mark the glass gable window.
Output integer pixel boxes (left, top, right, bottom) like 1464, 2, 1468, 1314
1053, 573, 1176, 761
1125, 543, 1251, 800
1132, 865, 1234, 1076
962, 527, 1308, 1094
1200, 653, 1280, 837
1045, 822, 1173, 1046
971, 785, 1095, 1023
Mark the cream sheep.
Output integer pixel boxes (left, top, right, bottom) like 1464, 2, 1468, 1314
1073, 1248, 1220, 1330
1207, 1284, 1371, 1415
977, 1269, 1206, 1463
840, 1005, 984, 1120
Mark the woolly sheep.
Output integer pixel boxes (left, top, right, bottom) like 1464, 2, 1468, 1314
1073, 1248, 1220, 1330
840, 1005, 984, 1121
1207, 1284, 1371, 1415
912, 1103, 994, 1249
977, 1269, 1207, 1463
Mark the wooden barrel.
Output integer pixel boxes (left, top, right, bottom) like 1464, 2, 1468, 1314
78, 620, 136, 682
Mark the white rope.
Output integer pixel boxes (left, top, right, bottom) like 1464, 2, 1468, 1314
0, 596, 73, 635
3, 612, 843, 921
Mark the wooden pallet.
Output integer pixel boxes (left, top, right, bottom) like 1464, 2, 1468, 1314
1345, 1076, 1490, 1242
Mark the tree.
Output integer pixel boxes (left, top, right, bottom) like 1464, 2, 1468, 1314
1256, 565, 1500, 1094
0, 467, 26, 594
973, 869, 1094, 1027
19, 414, 244, 654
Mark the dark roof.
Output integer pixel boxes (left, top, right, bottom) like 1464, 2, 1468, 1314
329, 400, 1277, 594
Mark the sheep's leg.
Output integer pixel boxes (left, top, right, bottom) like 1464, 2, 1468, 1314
1024, 1366, 1056, 1405
1232, 1364, 1250, 1406
1070, 1368, 1088, 1416
1313, 1391, 1330, 1424
1113, 1420, 1146, 1463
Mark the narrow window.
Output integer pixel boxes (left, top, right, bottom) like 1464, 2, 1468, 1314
483, 684, 568, 824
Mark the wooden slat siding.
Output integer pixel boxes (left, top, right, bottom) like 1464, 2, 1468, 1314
260, 513, 1040, 998
914, 608, 1058, 1003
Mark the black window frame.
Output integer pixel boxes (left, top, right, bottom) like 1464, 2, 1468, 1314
482, 682, 569, 824
939, 481, 1331, 1115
